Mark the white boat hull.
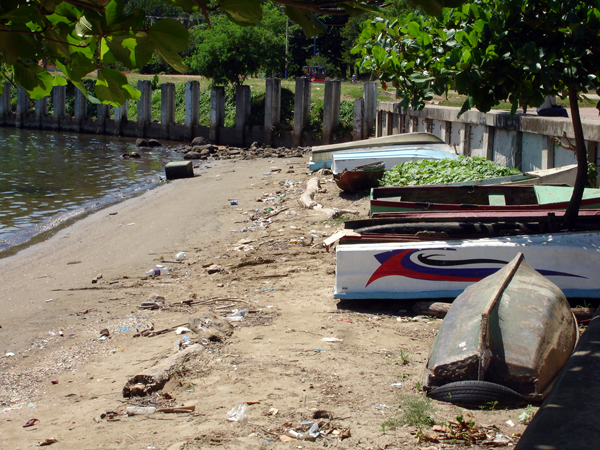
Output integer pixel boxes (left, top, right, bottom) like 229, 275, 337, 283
334, 231, 600, 299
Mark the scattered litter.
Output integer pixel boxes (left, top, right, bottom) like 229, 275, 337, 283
23, 418, 39, 427
37, 438, 59, 446
225, 309, 248, 322
92, 274, 102, 284
230, 200, 238, 205
176, 327, 192, 335
287, 422, 320, 441
45, 299, 52, 303
146, 267, 170, 276
5, 352, 15, 357
313, 349, 326, 353
321, 337, 343, 343
226, 400, 248, 423
51, 380, 59, 385
175, 252, 187, 261
372, 403, 388, 410
156, 405, 195, 413
138, 301, 163, 310
391, 382, 402, 387
506, 419, 515, 427
117, 327, 131, 332
127, 406, 156, 415
267, 408, 278, 416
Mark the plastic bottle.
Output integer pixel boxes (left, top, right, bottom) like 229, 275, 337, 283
146, 267, 170, 276
127, 406, 156, 415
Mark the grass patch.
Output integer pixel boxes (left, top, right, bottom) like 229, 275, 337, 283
382, 394, 435, 431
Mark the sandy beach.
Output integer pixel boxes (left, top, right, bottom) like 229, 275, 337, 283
0, 155, 531, 449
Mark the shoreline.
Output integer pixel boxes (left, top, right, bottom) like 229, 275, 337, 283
0, 155, 531, 450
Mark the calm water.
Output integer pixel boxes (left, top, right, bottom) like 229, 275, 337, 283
0, 127, 177, 256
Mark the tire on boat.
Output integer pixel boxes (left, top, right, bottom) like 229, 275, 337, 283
427, 380, 528, 409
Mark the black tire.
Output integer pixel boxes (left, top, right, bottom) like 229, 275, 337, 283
427, 380, 528, 409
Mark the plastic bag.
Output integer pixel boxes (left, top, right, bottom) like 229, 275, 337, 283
226, 400, 248, 423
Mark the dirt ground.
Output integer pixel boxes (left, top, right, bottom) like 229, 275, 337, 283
0, 155, 535, 449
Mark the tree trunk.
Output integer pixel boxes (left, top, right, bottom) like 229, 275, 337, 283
562, 85, 589, 230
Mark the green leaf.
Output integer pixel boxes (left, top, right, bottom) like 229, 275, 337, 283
147, 18, 189, 73
284, 6, 326, 38
104, 33, 154, 69
13, 62, 53, 99
221, 0, 262, 26
95, 67, 139, 106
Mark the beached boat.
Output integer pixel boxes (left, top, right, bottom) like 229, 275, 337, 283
443, 164, 577, 187
309, 132, 456, 171
330, 209, 600, 244
369, 184, 600, 216
333, 230, 600, 300
423, 253, 578, 406
333, 161, 386, 193
331, 146, 459, 175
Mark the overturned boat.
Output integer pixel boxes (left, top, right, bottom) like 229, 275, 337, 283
369, 184, 600, 216
423, 253, 578, 407
334, 229, 600, 300
309, 132, 456, 171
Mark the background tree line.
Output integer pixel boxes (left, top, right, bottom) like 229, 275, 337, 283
122, 0, 411, 86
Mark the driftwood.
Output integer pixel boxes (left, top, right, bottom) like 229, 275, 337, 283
414, 300, 596, 324
123, 344, 202, 397
188, 313, 234, 342
298, 178, 322, 209
413, 301, 452, 318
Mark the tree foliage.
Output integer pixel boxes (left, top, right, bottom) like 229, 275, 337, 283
354, 0, 600, 228
186, 7, 286, 85
0, 0, 450, 105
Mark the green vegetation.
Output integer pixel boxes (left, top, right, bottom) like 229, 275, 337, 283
380, 156, 521, 187
382, 395, 436, 430
354, 0, 600, 228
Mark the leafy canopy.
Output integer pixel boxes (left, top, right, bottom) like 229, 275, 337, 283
355, 0, 600, 228
354, 0, 600, 115
186, 5, 286, 86
0, 0, 453, 105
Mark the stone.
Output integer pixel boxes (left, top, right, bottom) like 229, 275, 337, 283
165, 161, 194, 180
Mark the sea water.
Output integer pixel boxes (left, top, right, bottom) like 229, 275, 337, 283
0, 127, 177, 256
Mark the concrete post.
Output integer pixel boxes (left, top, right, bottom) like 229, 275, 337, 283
185, 80, 199, 127
264, 78, 281, 145
53, 85, 66, 130
114, 100, 128, 136
235, 85, 251, 130
161, 82, 175, 125
209, 86, 225, 143
293, 77, 311, 147
322, 80, 341, 144
16, 87, 29, 128
0, 82, 11, 123
137, 80, 152, 136
353, 97, 364, 141
97, 104, 110, 134
74, 88, 87, 131
35, 97, 47, 128
138, 80, 152, 122
363, 81, 378, 138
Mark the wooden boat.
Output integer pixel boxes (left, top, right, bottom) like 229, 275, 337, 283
331, 147, 459, 175
331, 209, 600, 244
443, 164, 577, 187
309, 132, 455, 171
333, 230, 600, 300
369, 184, 600, 216
423, 253, 578, 405
333, 161, 385, 193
